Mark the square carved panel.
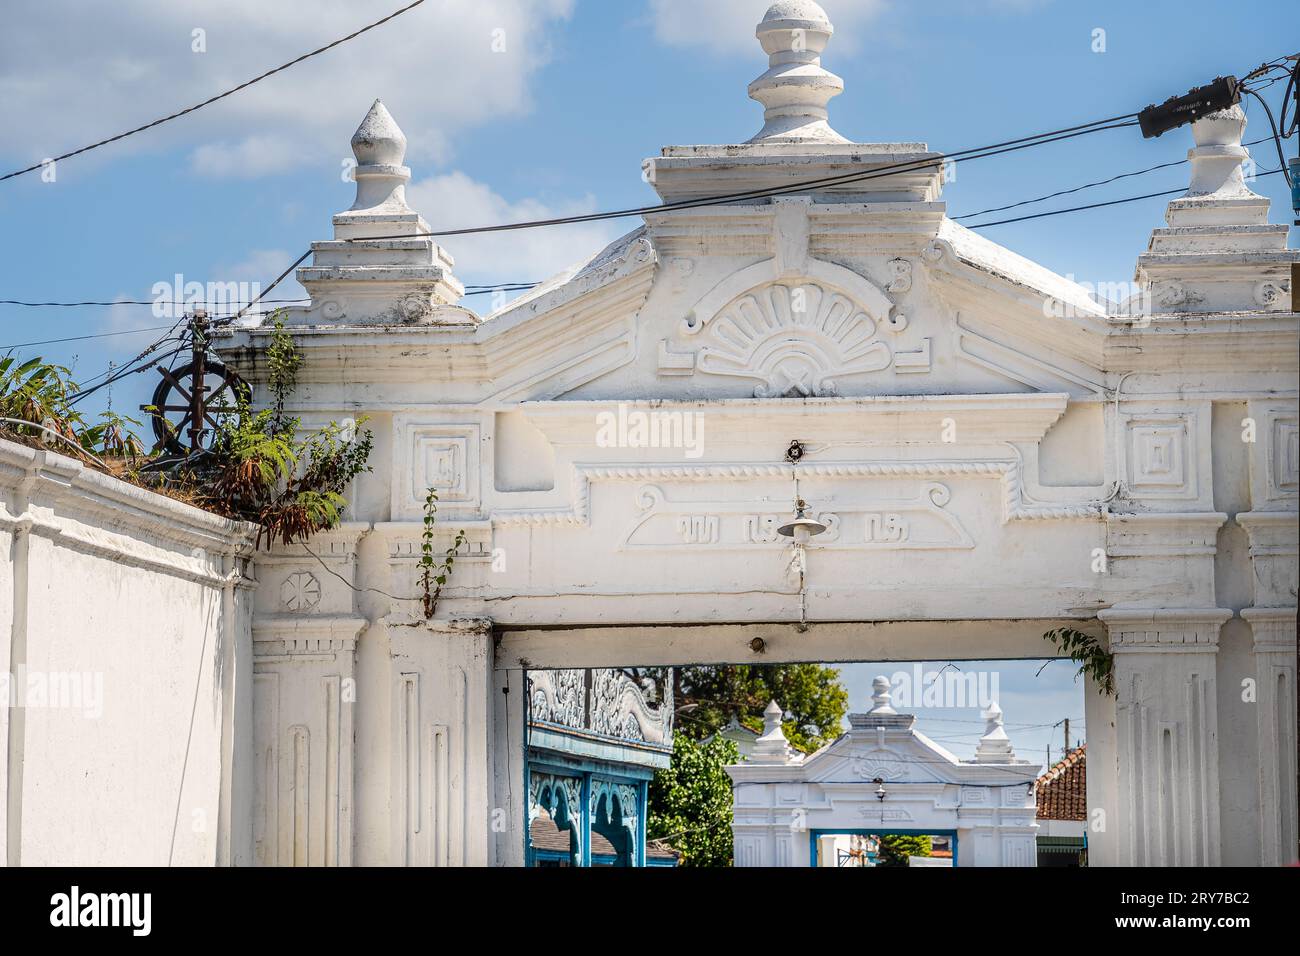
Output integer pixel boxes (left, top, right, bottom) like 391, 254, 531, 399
393, 419, 481, 519
1124, 413, 1197, 500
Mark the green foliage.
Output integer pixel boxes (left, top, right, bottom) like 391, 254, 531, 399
1043, 626, 1115, 696
418, 488, 466, 619
0, 355, 84, 439
80, 411, 146, 459
647, 734, 738, 868
0, 321, 368, 550
265, 318, 302, 429
195, 318, 374, 548
876, 834, 932, 867
674, 663, 850, 753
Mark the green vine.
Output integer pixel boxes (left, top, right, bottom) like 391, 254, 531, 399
1043, 627, 1115, 696
418, 488, 467, 619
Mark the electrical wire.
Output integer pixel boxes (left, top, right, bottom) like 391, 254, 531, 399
953, 136, 1272, 221
191, 115, 1141, 333
1244, 88, 1294, 188
964, 167, 1284, 229
347, 119, 1143, 245
0, 298, 309, 309
0, 0, 430, 183
0, 324, 178, 351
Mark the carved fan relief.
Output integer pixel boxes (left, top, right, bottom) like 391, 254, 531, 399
692, 282, 892, 397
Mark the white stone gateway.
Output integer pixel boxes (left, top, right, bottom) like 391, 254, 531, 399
727, 678, 1040, 867
209, 0, 1297, 868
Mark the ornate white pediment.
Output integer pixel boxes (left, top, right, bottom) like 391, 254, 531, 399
663, 256, 934, 397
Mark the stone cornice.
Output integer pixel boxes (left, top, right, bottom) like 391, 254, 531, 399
1236, 511, 1299, 556
1099, 606, 1232, 652
1240, 607, 1297, 652
253, 522, 372, 563
252, 613, 369, 657
218, 257, 655, 390
521, 393, 1070, 445
1104, 512, 1228, 556
381, 614, 494, 636
0, 440, 256, 584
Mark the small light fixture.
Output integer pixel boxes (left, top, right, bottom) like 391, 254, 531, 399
874, 777, 887, 802
777, 498, 828, 545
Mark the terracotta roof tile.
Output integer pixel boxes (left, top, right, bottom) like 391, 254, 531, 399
1036, 744, 1086, 821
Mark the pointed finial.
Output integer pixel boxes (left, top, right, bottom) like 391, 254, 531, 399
868, 676, 897, 715
751, 700, 795, 764
763, 699, 784, 734
974, 700, 1016, 763
747, 1, 849, 144
346, 99, 412, 215
351, 99, 407, 166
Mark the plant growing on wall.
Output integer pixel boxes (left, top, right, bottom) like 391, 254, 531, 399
0, 355, 84, 440
1043, 626, 1115, 696
196, 319, 375, 548
418, 487, 467, 619
0, 322, 375, 549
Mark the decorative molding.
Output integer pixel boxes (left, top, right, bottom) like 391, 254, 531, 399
695, 281, 895, 396
527, 668, 673, 746
1099, 607, 1231, 652
280, 571, 322, 612
492, 458, 1102, 529
392, 418, 481, 520
618, 481, 972, 551
527, 669, 585, 731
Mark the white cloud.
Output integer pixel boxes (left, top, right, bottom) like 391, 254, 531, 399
406, 171, 622, 288
0, 0, 575, 180
646, 0, 888, 56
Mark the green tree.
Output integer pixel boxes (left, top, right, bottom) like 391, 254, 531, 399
674, 663, 850, 753
876, 834, 932, 867
646, 734, 738, 868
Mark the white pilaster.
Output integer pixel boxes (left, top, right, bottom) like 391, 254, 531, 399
1101, 607, 1230, 866
1241, 607, 1298, 865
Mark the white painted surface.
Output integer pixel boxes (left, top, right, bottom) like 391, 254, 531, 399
202, 1, 1294, 867
0, 441, 255, 866
727, 679, 1040, 867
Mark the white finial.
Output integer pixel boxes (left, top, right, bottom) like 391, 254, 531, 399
974, 700, 1016, 763
751, 700, 795, 764
347, 99, 412, 214
1183, 103, 1257, 201
868, 676, 897, 715
747, 1, 848, 144
295, 98, 467, 325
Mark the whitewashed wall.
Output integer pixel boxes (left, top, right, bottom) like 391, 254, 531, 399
0, 440, 256, 866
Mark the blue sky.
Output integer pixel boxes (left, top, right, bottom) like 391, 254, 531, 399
2, 0, 1288, 758
836, 661, 1086, 770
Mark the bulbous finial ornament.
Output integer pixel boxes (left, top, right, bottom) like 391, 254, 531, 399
345, 99, 413, 215
868, 676, 897, 714
747, 0, 849, 144
351, 99, 407, 167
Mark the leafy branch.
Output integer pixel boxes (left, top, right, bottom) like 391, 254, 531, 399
1043, 626, 1114, 696
418, 488, 467, 619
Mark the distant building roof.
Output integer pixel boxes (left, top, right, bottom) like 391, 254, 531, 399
530, 812, 680, 862
1036, 745, 1086, 821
